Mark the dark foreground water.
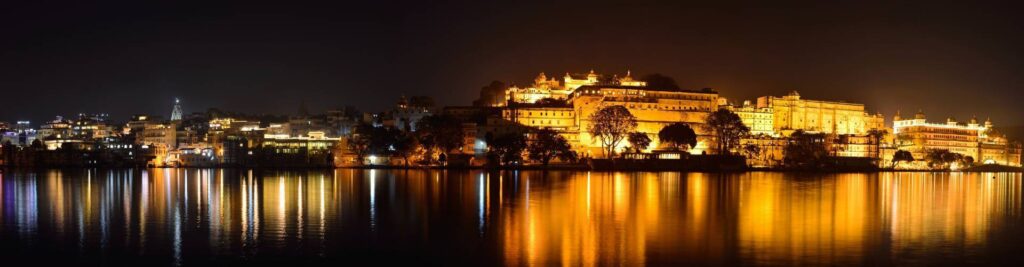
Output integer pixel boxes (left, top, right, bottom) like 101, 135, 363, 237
1, 169, 1023, 266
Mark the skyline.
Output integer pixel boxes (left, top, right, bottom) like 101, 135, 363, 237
3, 2, 1023, 125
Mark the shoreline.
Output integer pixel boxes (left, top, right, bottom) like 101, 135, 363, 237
2, 165, 1021, 173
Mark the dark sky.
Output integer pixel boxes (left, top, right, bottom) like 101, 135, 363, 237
2, 1, 1022, 127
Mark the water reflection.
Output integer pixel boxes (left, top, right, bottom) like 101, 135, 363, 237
0, 170, 1022, 266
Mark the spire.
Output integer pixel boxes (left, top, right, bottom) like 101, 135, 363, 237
170, 98, 183, 121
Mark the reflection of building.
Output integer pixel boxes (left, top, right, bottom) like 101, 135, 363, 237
755, 91, 884, 135
891, 111, 1021, 166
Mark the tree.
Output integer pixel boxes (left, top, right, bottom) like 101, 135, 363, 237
640, 73, 680, 90
527, 128, 576, 166
415, 115, 465, 163
925, 149, 966, 169
347, 124, 374, 164
627, 132, 651, 153
704, 109, 750, 155
588, 105, 637, 158
30, 139, 44, 150
390, 130, 419, 167
891, 150, 914, 168
742, 144, 761, 160
783, 130, 829, 168
473, 81, 507, 107
866, 128, 888, 159
658, 123, 697, 150
490, 132, 527, 166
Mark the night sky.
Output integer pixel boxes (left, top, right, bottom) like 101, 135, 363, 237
2, 1, 1022, 127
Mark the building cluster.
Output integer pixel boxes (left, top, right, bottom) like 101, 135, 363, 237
1, 69, 1020, 169
469, 70, 1020, 168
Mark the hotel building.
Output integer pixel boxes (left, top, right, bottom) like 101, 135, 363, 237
891, 111, 1021, 166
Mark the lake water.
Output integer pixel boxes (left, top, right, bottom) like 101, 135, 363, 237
1, 169, 1023, 266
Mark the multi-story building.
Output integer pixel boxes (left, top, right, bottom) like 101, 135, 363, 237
723, 100, 775, 136
891, 111, 1021, 167
37, 116, 73, 139
71, 113, 114, 140
138, 123, 177, 164
504, 70, 646, 105
393, 95, 434, 132
488, 71, 719, 158
756, 91, 885, 135
255, 131, 341, 167
0, 121, 36, 146
570, 85, 719, 157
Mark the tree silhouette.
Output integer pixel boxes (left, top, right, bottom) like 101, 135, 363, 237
415, 114, 465, 163
347, 124, 374, 164
473, 81, 507, 107
658, 122, 697, 150
783, 130, 829, 168
588, 105, 637, 158
891, 150, 914, 168
704, 109, 749, 155
627, 132, 651, 153
527, 128, 576, 166
866, 128, 888, 159
640, 73, 680, 90
490, 132, 526, 166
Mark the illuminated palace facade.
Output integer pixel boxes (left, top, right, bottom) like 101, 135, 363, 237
504, 70, 646, 105
891, 111, 1021, 166
499, 70, 718, 157
719, 92, 887, 166
755, 91, 885, 136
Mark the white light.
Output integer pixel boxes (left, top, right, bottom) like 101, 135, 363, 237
368, 155, 377, 163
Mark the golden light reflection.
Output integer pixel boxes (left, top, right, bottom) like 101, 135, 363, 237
0, 170, 1021, 265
